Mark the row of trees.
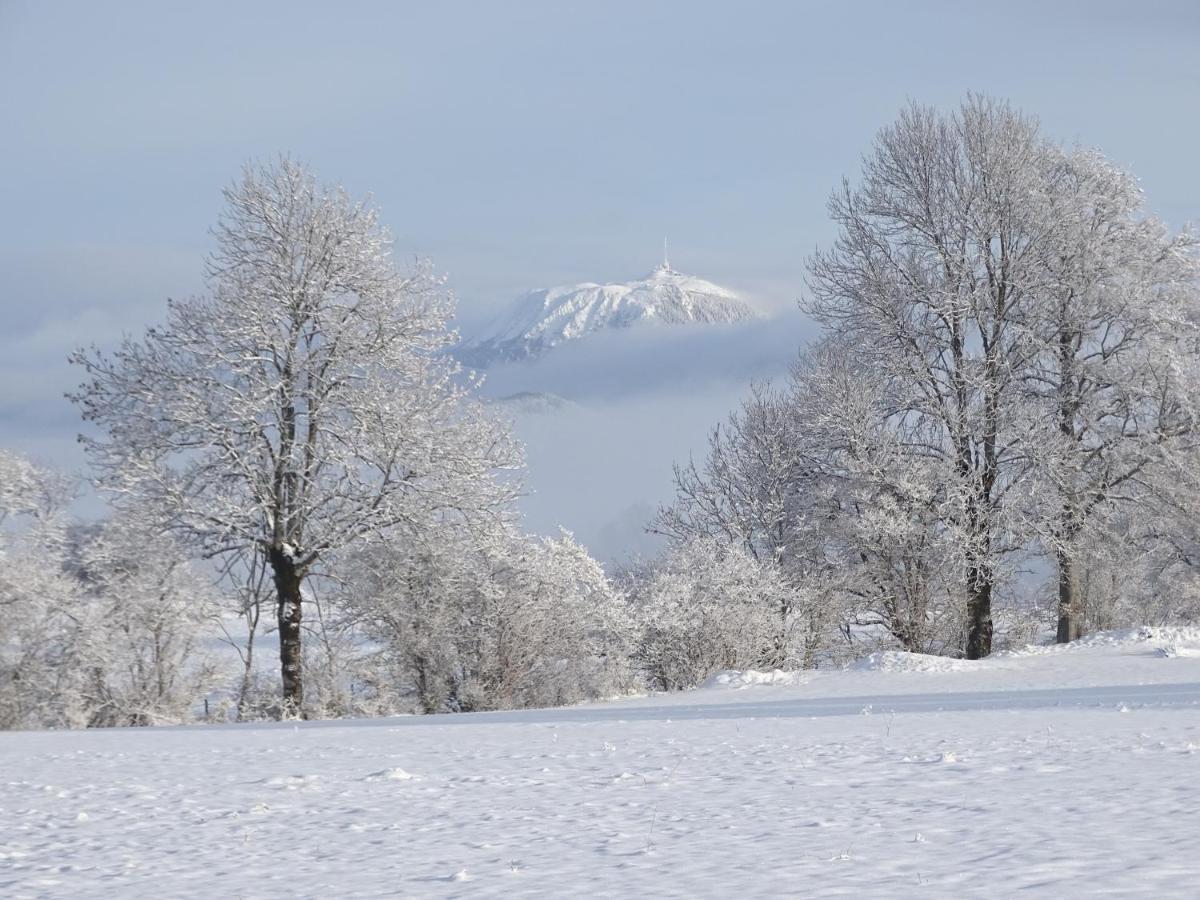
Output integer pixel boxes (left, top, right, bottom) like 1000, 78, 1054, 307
5, 96, 1199, 727
653, 96, 1200, 667
3, 161, 640, 726
0, 444, 637, 726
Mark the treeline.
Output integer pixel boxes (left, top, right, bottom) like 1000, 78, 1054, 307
650, 96, 1200, 668
0, 455, 635, 727
3, 96, 1199, 728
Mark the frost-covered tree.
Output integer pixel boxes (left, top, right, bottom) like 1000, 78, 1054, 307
806, 97, 1200, 653
341, 521, 632, 713
1019, 149, 1198, 642
653, 383, 836, 665
654, 337, 970, 661
808, 96, 1075, 658
1, 453, 213, 728
0, 449, 74, 527
484, 530, 633, 709
650, 96, 1199, 663
630, 538, 797, 690
212, 546, 273, 721
0, 451, 78, 728
70, 159, 521, 715
788, 339, 967, 654
67, 509, 219, 726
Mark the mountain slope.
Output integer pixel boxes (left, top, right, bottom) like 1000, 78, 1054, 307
460, 262, 759, 367
487, 391, 579, 416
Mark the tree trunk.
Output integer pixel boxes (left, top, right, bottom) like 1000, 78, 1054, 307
1055, 324, 1083, 644
1055, 544, 1083, 644
963, 503, 994, 659
965, 562, 993, 660
767, 595, 792, 669
269, 548, 304, 717
801, 609, 821, 670
235, 596, 259, 721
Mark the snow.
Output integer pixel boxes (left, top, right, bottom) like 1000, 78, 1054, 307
847, 651, 976, 673
460, 264, 759, 367
700, 669, 809, 689
4, 630, 1200, 897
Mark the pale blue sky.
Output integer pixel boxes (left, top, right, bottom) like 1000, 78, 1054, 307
3, 0, 1199, 473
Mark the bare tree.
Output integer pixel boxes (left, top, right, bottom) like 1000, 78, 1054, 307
653, 382, 834, 664
212, 546, 272, 720
807, 96, 1062, 658
1020, 149, 1198, 642
71, 159, 521, 715
788, 338, 966, 654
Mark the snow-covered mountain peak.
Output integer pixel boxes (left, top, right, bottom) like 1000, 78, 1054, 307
459, 263, 759, 367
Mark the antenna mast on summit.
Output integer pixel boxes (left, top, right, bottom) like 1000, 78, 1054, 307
663, 236, 669, 271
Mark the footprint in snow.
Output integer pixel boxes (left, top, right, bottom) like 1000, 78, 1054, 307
363, 768, 418, 782
261, 774, 321, 790
609, 772, 641, 784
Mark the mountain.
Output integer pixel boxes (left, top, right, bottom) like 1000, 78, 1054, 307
487, 391, 579, 416
459, 261, 759, 367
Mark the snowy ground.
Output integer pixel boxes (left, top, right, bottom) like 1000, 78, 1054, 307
4, 628, 1200, 898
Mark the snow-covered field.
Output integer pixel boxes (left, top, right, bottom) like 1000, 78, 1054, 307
4, 629, 1200, 898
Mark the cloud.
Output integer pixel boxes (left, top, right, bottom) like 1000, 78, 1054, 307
0, 236, 816, 564
484, 311, 818, 562
478, 308, 816, 403
0, 243, 201, 472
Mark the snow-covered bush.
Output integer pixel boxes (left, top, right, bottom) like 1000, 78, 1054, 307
63, 510, 220, 726
1, 455, 218, 728
0, 451, 79, 729
631, 539, 795, 691
1, 452, 222, 729
1068, 507, 1200, 633
339, 524, 633, 713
